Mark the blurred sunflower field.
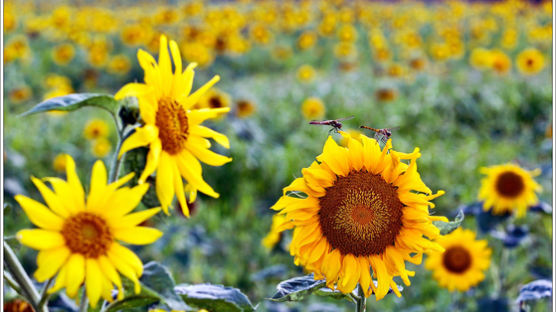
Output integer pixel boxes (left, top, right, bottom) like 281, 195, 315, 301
2, 0, 554, 311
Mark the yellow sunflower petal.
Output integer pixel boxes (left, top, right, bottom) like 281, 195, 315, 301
97, 256, 124, 300
109, 243, 144, 276
34, 247, 71, 282
30, 176, 68, 218
64, 155, 85, 210
111, 207, 162, 229
65, 253, 86, 298
190, 125, 230, 149
15, 195, 64, 230
186, 141, 232, 166
183, 75, 221, 109
155, 152, 176, 214
16, 229, 65, 250
85, 259, 103, 308
118, 125, 159, 159
87, 160, 108, 211
113, 226, 163, 245
138, 138, 162, 183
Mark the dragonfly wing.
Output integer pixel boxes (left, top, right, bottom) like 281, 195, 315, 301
336, 116, 355, 122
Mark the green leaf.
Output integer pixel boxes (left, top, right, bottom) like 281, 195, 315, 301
269, 274, 326, 302
105, 262, 192, 312
434, 210, 465, 235
175, 284, 255, 312
21, 93, 119, 116
314, 287, 350, 300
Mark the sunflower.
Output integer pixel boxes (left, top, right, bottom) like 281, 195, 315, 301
83, 119, 109, 140
15, 155, 162, 308
478, 163, 541, 218
115, 35, 231, 216
270, 132, 446, 299
52, 43, 75, 66
92, 138, 112, 158
490, 50, 511, 75
296, 65, 316, 83
516, 48, 545, 75
425, 228, 491, 292
53, 153, 68, 172
301, 97, 326, 121
235, 99, 256, 118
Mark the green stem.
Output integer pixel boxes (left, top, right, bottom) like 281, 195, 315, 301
108, 127, 126, 183
3, 242, 43, 311
3, 271, 23, 295
37, 278, 55, 310
355, 284, 367, 312
78, 291, 89, 312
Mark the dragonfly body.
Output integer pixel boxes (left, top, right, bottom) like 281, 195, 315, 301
360, 125, 397, 144
310, 116, 354, 133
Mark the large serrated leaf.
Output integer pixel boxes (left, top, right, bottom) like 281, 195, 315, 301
105, 262, 191, 312
269, 274, 326, 302
21, 93, 119, 116
433, 210, 464, 235
175, 283, 255, 312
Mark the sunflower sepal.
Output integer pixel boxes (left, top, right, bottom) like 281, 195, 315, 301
432, 210, 465, 235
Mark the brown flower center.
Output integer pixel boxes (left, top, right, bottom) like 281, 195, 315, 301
318, 170, 404, 256
443, 246, 472, 274
156, 97, 189, 155
208, 96, 223, 108
495, 171, 524, 198
61, 212, 112, 258
526, 58, 534, 67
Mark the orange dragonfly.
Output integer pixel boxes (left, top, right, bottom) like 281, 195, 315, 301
360, 125, 398, 145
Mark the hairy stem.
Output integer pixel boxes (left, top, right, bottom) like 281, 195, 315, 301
3, 242, 44, 311
355, 284, 367, 312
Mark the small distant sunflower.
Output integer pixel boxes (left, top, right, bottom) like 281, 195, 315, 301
115, 35, 231, 216
469, 48, 493, 70
301, 97, 326, 121
297, 31, 317, 50
92, 138, 112, 158
478, 163, 541, 218
52, 43, 75, 66
516, 48, 545, 75
16, 156, 162, 308
236, 99, 256, 118
490, 50, 511, 75
270, 132, 446, 299
425, 228, 491, 292
53, 153, 68, 172
83, 119, 109, 140
200, 88, 231, 110
297, 64, 316, 83
107, 54, 132, 75
375, 87, 398, 102
9, 86, 32, 103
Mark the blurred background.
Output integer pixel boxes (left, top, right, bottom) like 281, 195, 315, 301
3, 0, 553, 311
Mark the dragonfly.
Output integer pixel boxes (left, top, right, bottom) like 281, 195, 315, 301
309, 116, 354, 133
360, 125, 399, 145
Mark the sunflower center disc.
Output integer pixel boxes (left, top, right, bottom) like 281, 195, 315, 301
208, 96, 223, 108
61, 212, 113, 258
442, 246, 472, 274
318, 170, 404, 256
156, 97, 189, 155
495, 171, 525, 198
